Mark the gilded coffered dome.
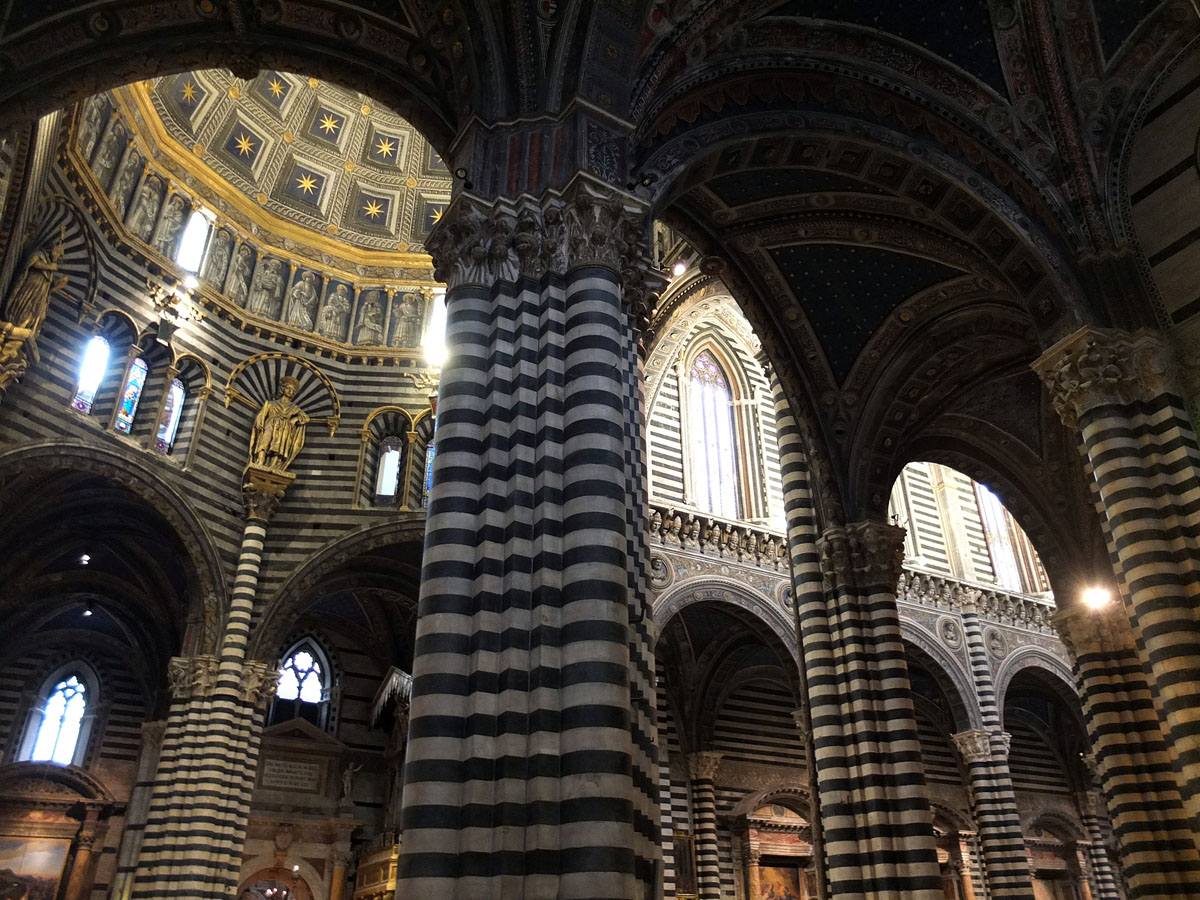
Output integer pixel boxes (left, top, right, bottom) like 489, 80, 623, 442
127, 69, 452, 256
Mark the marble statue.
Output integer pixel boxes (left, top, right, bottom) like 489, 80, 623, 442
153, 195, 187, 257
250, 376, 309, 472
109, 152, 140, 220
392, 291, 424, 347
247, 258, 283, 317
127, 177, 161, 240
286, 271, 319, 330
78, 97, 105, 160
92, 124, 123, 186
319, 284, 350, 338
227, 244, 253, 304
355, 295, 384, 345
203, 230, 231, 286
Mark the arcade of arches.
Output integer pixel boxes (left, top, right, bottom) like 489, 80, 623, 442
0, 4, 1197, 900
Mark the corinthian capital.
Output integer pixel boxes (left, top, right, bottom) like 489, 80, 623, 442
558, 177, 647, 272
1052, 602, 1135, 663
686, 751, 723, 782
818, 520, 906, 590
167, 655, 220, 699
240, 660, 281, 708
952, 730, 993, 764
1032, 327, 1176, 428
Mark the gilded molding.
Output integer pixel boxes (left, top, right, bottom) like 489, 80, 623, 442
817, 520, 906, 590
1032, 326, 1176, 428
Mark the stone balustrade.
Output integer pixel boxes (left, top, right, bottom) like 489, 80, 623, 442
645, 501, 789, 570
896, 568, 1057, 633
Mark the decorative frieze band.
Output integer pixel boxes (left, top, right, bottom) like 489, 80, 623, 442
1032, 326, 1176, 428
817, 520, 906, 590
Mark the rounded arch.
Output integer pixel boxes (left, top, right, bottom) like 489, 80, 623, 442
901, 630, 980, 732
995, 648, 1078, 717
0, 440, 227, 651
250, 517, 426, 659
728, 785, 813, 820
652, 577, 797, 663
0, 760, 115, 802
1024, 810, 1087, 843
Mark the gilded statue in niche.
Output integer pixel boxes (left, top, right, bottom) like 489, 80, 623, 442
127, 176, 161, 239
250, 375, 309, 473
319, 283, 350, 338
0, 229, 69, 390
392, 291, 424, 347
154, 195, 187, 257
286, 271, 319, 330
227, 244, 253, 303
248, 258, 284, 317
355, 292, 384, 344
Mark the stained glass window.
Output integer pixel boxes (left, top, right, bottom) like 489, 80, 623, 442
155, 377, 186, 453
277, 646, 325, 704
72, 335, 110, 413
114, 357, 148, 434
422, 441, 436, 508
374, 436, 403, 499
29, 674, 87, 765
688, 351, 738, 518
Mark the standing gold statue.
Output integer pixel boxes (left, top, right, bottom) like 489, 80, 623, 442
250, 375, 310, 472
0, 229, 69, 390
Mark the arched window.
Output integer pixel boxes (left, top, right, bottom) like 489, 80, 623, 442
155, 377, 186, 453
270, 639, 331, 728
374, 435, 403, 501
174, 210, 211, 273
687, 350, 739, 518
22, 670, 91, 766
72, 335, 111, 413
113, 356, 149, 434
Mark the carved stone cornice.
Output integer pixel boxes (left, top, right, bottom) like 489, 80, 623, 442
426, 177, 653, 293
1052, 602, 1135, 663
166, 655, 220, 699
240, 660, 280, 708
1032, 326, 1176, 428
817, 520, 906, 591
242, 465, 294, 522
686, 750, 723, 782
952, 730, 993, 764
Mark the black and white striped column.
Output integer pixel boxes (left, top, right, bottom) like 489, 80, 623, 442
131, 474, 283, 900
399, 179, 660, 900
1035, 327, 1200, 830
1054, 603, 1200, 898
686, 752, 722, 900
1076, 781, 1121, 900
956, 599, 1035, 899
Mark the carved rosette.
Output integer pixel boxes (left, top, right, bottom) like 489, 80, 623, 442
243, 464, 295, 521
1052, 602, 1134, 664
425, 177, 659, 327
166, 654, 220, 699
1032, 326, 1176, 428
240, 660, 280, 708
817, 520, 906, 591
952, 729, 993, 765
686, 750, 723, 782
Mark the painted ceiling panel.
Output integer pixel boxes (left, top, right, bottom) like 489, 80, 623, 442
707, 167, 891, 206
1093, 0, 1161, 61
769, 243, 962, 383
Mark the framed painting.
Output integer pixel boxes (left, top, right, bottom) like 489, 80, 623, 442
759, 864, 804, 900
0, 836, 72, 900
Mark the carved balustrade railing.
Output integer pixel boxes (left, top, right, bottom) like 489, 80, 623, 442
644, 500, 1057, 632
645, 501, 789, 570
896, 568, 1057, 633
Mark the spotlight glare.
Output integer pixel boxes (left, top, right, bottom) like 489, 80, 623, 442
1082, 587, 1111, 609
182, 274, 199, 290
671, 261, 687, 278
80, 554, 90, 565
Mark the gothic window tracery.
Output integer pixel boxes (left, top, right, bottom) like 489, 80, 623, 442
688, 350, 739, 519
270, 639, 331, 728
21, 668, 93, 766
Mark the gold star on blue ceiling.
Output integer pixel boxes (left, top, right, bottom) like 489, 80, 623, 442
309, 108, 344, 143
284, 164, 326, 204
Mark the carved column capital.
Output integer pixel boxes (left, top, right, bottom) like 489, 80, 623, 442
240, 660, 280, 708
1052, 602, 1135, 663
166, 655, 220, 699
426, 178, 653, 292
818, 520, 906, 590
243, 464, 294, 521
952, 730, 993, 764
686, 751, 723, 782
1032, 326, 1176, 428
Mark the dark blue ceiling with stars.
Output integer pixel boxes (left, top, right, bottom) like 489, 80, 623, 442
770, 243, 963, 383
769, 0, 1008, 95
1094, 0, 1161, 61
